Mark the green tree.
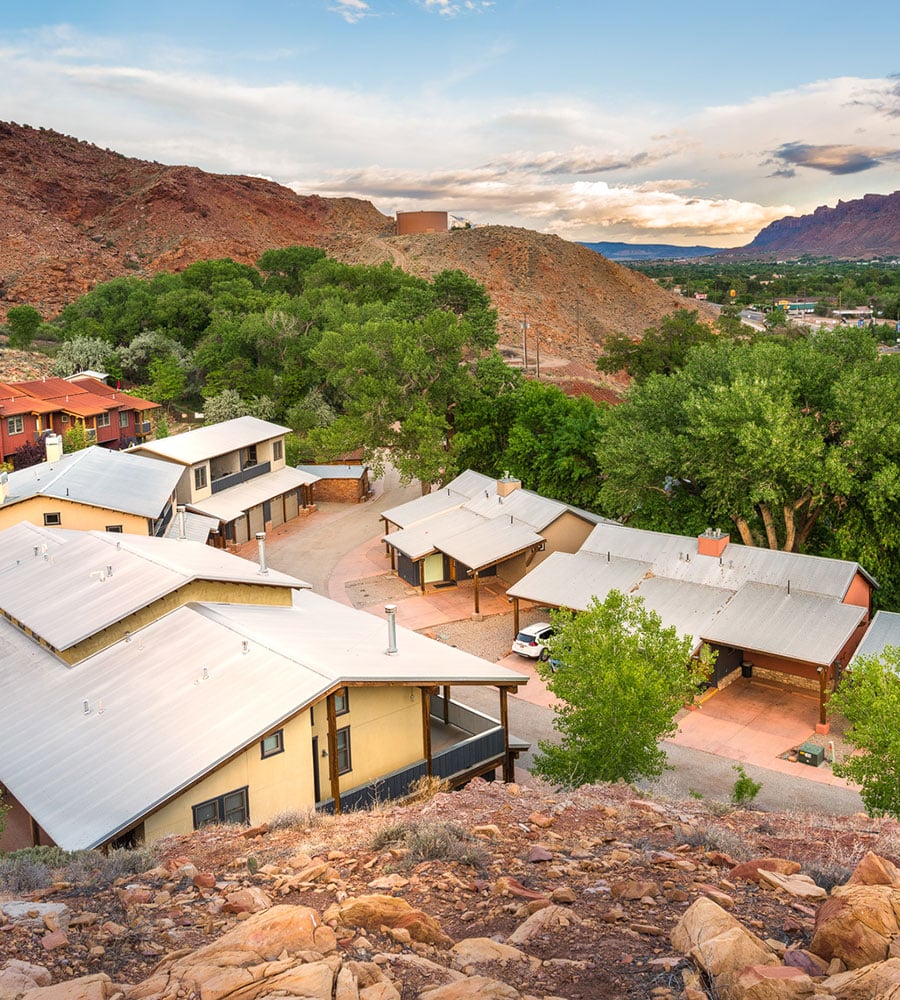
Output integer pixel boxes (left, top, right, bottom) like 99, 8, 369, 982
51, 337, 118, 378
533, 591, 713, 787
257, 246, 327, 296
155, 413, 170, 439
5, 305, 42, 348
829, 648, 900, 818
597, 309, 717, 382
146, 355, 188, 404
63, 424, 90, 452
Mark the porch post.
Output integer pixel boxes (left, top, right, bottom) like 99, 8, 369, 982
442, 685, 450, 723
499, 686, 513, 782
326, 693, 341, 812
818, 664, 830, 731
419, 559, 426, 593
512, 597, 520, 637
473, 571, 480, 615
421, 686, 433, 777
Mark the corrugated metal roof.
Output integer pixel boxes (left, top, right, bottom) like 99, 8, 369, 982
129, 417, 289, 465
702, 582, 866, 665
4, 447, 181, 518
581, 522, 868, 599
0, 523, 306, 651
0, 591, 525, 849
462, 487, 568, 531
849, 610, 900, 666
186, 467, 320, 523
507, 550, 651, 609
381, 470, 495, 528
297, 464, 367, 480
164, 510, 219, 544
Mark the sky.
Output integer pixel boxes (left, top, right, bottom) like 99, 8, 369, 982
2, 1, 900, 247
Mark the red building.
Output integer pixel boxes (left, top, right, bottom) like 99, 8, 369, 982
0, 375, 158, 465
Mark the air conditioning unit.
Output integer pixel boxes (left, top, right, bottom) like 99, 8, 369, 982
141, 421, 151, 434
86, 428, 97, 442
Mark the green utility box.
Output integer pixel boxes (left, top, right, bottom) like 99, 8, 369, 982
798, 742, 825, 767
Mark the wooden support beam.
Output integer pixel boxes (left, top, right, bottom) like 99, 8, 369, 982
442, 685, 450, 723
499, 686, 513, 782
421, 687, 433, 777
512, 597, 520, 637
473, 571, 480, 615
326, 693, 341, 813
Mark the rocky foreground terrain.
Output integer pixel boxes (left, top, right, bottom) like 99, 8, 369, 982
3, 779, 900, 1000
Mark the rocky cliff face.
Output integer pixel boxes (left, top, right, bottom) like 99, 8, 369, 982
738, 191, 900, 259
0, 122, 699, 363
1, 779, 899, 1000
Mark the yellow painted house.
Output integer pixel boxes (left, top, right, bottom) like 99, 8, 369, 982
0, 446, 185, 537
0, 524, 526, 852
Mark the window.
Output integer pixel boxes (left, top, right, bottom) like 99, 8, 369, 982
192, 786, 249, 829
105, 525, 123, 533
97, 412, 111, 428
245, 445, 258, 466
273, 440, 283, 462
194, 466, 208, 490
260, 730, 284, 758
6, 416, 24, 436
336, 727, 352, 774
334, 687, 349, 715
43, 512, 62, 527
119, 411, 129, 428
61, 413, 69, 423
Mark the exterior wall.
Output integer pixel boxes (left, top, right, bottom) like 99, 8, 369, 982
312, 474, 368, 503
1, 412, 42, 464
310, 686, 424, 798
0, 497, 150, 535
741, 650, 819, 687
843, 572, 872, 612
500, 512, 595, 583
0, 787, 54, 852
396, 211, 448, 235
62, 580, 294, 664
143, 710, 315, 845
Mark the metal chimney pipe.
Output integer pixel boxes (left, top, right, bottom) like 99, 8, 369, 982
176, 505, 186, 540
256, 532, 268, 575
385, 603, 398, 655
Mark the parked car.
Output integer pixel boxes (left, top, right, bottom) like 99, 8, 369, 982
512, 622, 553, 660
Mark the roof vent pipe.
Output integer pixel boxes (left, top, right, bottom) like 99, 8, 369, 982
176, 505, 186, 540
385, 603, 398, 655
256, 532, 268, 575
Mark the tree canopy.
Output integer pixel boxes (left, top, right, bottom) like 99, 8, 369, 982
533, 591, 713, 787
830, 647, 900, 818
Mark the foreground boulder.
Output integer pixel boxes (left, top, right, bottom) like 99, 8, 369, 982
323, 894, 452, 947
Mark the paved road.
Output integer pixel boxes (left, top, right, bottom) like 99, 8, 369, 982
261, 469, 866, 816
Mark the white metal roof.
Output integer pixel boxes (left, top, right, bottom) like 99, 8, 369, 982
129, 417, 289, 466
297, 464, 367, 480
186, 466, 320, 523
702, 582, 866, 665
3, 447, 181, 519
581, 522, 871, 598
0, 523, 306, 652
850, 610, 900, 666
164, 510, 219, 544
0, 591, 525, 849
507, 551, 650, 608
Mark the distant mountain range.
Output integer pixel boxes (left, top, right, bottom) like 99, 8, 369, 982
580, 242, 725, 262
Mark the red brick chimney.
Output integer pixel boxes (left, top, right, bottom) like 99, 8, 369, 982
698, 528, 729, 558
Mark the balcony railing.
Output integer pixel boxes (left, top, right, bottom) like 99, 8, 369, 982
318, 697, 510, 814
210, 461, 271, 494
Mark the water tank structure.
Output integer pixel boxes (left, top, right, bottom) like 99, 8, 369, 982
396, 211, 448, 235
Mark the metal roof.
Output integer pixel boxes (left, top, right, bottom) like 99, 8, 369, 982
297, 464, 367, 480
381, 470, 495, 528
581, 522, 871, 599
0, 523, 306, 652
702, 582, 866, 665
129, 417, 290, 465
3, 447, 182, 518
848, 610, 900, 666
507, 550, 650, 610
164, 510, 219, 544
0, 591, 525, 849
186, 466, 320, 523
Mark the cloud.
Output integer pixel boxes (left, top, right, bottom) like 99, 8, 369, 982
766, 141, 900, 176
847, 74, 900, 118
419, 0, 494, 15
329, 0, 371, 24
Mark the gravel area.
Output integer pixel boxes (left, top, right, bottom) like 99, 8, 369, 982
420, 602, 555, 662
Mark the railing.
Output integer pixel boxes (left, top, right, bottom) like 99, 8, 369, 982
317, 700, 507, 814
210, 461, 271, 494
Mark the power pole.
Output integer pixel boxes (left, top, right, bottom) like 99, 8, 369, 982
521, 312, 529, 372
535, 326, 541, 380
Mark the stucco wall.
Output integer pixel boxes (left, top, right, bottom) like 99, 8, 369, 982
0, 497, 150, 535
501, 511, 595, 582
143, 711, 315, 844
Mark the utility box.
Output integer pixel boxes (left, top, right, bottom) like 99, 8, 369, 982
798, 742, 825, 767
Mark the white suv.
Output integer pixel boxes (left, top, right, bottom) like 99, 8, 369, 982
512, 622, 553, 660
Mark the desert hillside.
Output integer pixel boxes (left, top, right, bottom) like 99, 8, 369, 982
1, 779, 899, 1000
0, 122, 703, 364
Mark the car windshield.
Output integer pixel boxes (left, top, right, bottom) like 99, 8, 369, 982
516, 631, 537, 642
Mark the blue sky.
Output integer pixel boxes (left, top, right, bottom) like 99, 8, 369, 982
2, 1, 899, 245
